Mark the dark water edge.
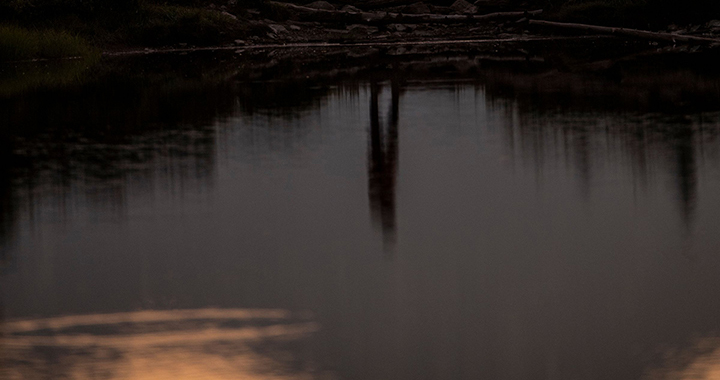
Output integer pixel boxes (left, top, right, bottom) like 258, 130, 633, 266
2, 40, 720, 379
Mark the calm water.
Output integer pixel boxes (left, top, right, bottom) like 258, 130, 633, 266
2, 49, 720, 379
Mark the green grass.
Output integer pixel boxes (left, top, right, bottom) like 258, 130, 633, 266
0, 25, 99, 62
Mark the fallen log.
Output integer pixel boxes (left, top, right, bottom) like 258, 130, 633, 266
270, 2, 542, 24
528, 20, 720, 44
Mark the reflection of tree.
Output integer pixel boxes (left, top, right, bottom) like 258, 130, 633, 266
1, 84, 225, 203
0, 136, 13, 272
472, 49, 720, 231
0, 51, 346, 256
672, 126, 698, 228
0, 63, 236, 254
496, 96, 713, 230
368, 80, 400, 254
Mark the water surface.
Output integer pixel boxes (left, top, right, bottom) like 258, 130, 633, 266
2, 49, 720, 379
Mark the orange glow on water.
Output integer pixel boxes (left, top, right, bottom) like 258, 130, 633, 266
0, 308, 323, 380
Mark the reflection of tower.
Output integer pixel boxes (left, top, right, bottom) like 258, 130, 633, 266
368, 80, 400, 254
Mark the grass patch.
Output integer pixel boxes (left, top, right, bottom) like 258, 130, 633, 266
0, 0, 140, 23
0, 59, 95, 97
116, 5, 245, 46
1, 0, 253, 49
0, 24, 99, 62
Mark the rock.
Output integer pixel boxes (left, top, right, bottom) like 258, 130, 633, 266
220, 11, 238, 20
289, 25, 301, 30
386, 24, 407, 32
401, 2, 431, 14
304, 0, 335, 10
450, 0, 477, 14
234, 39, 246, 45
326, 29, 352, 40
348, 48, 379, 58
341, 4, 363, 12
429, 5, 453, 14
473, 0, 507, 11
347, 24, 379, 35
268, 24, 288, 34
706, 20, 720, 34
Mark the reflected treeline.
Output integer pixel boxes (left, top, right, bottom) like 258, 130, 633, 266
0, 57, 229, 260
476, 49, 720, 228
498, 110, 717, 228
0, 52, 336, 261
3, 42, 720, 256
0, 137, 12, 273
368, 79, 401, 254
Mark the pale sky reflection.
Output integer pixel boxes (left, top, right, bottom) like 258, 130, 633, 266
643, 337, 720, 380
0, 308, 323, 380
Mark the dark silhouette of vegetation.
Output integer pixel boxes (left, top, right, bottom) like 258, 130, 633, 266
0, 25, 98, 61
1, 0, 719, 60
541, 0, 720, 28
0, 0, 253, 56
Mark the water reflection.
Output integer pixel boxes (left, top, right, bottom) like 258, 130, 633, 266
643, 335, 720, 380
2, 47, 720, 379
368, 79, 401, 254
0, 309, 319, 380
0, 54, 269, 264
496, 106, 719, 230
672, 126, 699, 228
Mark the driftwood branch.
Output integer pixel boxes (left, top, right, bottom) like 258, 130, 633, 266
271, 2, 542, 24
528, 20, 720, 44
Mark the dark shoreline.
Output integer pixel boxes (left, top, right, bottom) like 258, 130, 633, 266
2, 0, 720, 62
